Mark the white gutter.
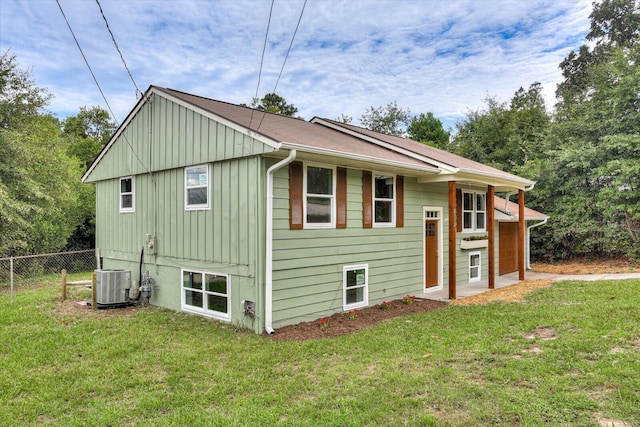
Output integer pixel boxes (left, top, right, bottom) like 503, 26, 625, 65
264, 148, 297, 335
526, 218, 548, 270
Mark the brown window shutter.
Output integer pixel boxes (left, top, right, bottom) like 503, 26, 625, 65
336, 167, 347, 228
456, 188, 462, 232
289, 162, 304, 229
396, 175, 404, 227
362, 171, 372, 228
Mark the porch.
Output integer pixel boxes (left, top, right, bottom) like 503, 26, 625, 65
417, 271, 556, 302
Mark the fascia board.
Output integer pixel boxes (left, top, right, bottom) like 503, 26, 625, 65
279, 142, 441, 174
311, 117, 457, 173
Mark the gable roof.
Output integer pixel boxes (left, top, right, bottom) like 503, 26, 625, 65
84, 85, 535, 192
154, 87, 440, 174
312, 118, 534, 188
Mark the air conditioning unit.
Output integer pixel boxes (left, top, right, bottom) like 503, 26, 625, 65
95, 269, 131, 305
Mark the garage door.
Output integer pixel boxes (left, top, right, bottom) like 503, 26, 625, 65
499, 222, 519, 275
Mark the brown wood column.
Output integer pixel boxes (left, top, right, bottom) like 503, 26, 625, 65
518, 189, 525, 280
487, 186, 495, 289
448, 181, 457, 299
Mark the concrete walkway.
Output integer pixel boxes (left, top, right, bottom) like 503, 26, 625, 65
418, 270, 640, 303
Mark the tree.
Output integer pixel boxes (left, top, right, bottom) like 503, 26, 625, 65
407, 112, 450, 149
249, 93, 298, 116
359, 101, 410, 136
451, 83, 550, 174
0, 50, 52, 129
62, 106, 115, 169
335, 113, 352, 124
0, 53, 88, 256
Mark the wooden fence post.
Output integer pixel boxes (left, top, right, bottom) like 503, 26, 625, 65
61, 269, 67, 301
91, 273, 97, 310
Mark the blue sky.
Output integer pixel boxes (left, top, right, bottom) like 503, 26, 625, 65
0, 0, 592, 131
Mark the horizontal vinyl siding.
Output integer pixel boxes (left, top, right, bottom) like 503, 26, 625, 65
271, 168, 449, 328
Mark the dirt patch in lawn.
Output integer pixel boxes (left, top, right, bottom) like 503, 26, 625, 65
532, 257, 640, 275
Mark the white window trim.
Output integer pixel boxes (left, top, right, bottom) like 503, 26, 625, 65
119, 176, 135, 213
303, 162, 336, 229
343, 264, 369, 310
469, 251, 481, 283
185, 164, 211, 211
181, 269, 230, 321
462, 190, 486, 232
373, 173, 396, 227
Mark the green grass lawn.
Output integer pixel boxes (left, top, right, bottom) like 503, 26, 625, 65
1, 275, 639, 426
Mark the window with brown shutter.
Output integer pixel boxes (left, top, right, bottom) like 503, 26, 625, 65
456, 188, 462, 232
289, 162, 304, 229
337, 167, 347, 228
396, 175, 404, 227
362, 171, 372, 228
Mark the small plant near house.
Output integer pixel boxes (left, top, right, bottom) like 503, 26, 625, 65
462, 234, 488, 241
319, 317, 330, 329
347, 309, 359, 319
402, 295, 416, 305
379, 301, 391, 310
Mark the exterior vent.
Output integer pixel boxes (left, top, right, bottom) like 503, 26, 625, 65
95, 269, 131, 305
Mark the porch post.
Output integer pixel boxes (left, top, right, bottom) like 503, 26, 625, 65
518, 189, 525, 280
487, 186, 495, 289
448, 181, 457, 299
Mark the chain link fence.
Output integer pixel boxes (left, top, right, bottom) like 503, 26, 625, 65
0, 249, 98, 301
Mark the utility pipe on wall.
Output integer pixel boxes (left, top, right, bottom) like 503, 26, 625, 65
265, 149, 297, 334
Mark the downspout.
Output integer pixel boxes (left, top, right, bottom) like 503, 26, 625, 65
503, 191, 517, 214
265, 149, 297, 335
526, 218, 548, 270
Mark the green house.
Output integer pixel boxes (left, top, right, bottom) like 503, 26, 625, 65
82, 86, 547, 334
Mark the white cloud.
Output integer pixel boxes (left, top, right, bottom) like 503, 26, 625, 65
0, 0, 592, 130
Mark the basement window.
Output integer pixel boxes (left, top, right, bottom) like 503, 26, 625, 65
181, 269, 230, 321
119, 176, 134, 213
469, 252, 481, 283
343, 264, 368, 310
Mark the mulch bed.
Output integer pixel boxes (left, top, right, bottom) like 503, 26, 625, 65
264, 298, 448, 341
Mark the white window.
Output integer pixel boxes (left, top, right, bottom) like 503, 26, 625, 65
119, 176, 134, 213
305, 164, 335, 227
181, 270, 230, 320
343, 264, 368, 310
463, 190, 486, 231
469, 252, 481, 282
185, 164, 210, 210
374, 174, 395, 226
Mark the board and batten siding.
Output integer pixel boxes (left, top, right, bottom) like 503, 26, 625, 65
92, 94, 270, 331
271, 167, 449, 328
85, 93, 274, 182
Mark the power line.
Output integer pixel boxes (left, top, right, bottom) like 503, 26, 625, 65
56, 0, 150, 175
95, 0, 141, 99
255, 0, 307, 133
249, 0, 275, 131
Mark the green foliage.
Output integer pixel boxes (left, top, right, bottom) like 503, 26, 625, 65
62, 105, 115, 169
407, 112, 451, 149
249, 92, 298, 116
452, 83, 549, 174
359, 101, 410, 136
0, 53, 92, 256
